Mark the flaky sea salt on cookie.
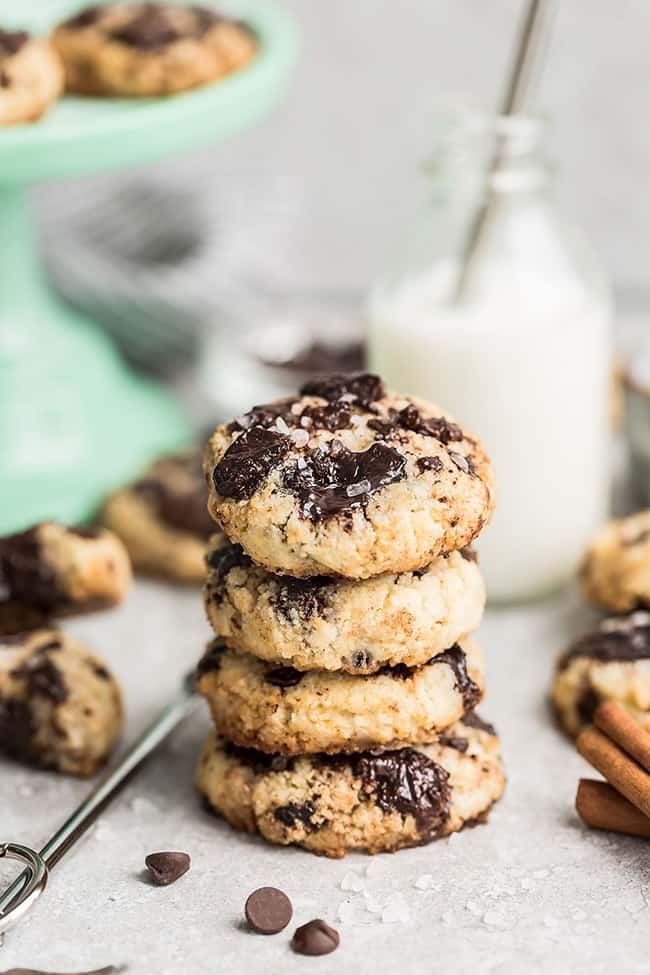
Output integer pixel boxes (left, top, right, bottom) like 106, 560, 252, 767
204, 373, 495, 579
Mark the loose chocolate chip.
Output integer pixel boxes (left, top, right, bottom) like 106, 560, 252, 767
145, 851, 191, 886
417, 456, 444, 473
245, 886, 293, 934
282, 439, 406, 521
300, 371, 384, 406
291, 918, 340, 956
213, 427, 290, 500
265, 665, 303, 687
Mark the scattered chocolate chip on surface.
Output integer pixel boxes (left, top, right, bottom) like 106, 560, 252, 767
245, 886, 293, 935
291, 918, 340, 956
144, 851, 191, 886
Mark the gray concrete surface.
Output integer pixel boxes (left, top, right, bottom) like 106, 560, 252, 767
2, 581, 649, 975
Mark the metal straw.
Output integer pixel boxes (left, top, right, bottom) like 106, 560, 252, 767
452, 0, 554, 301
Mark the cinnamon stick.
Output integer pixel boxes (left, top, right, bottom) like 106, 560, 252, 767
576, 726, 650, 820
576, 778, 650, 838
594, 701, 650, 773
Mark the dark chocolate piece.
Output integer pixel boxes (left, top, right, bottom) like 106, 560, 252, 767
460, 547, 478, 562
245, 886, 293, 935
417, 456, 444, 474
273, 799, 317, 829
397, 405, 463, 444
433, 645, 481, 711
135, 451, 213, 539
0, 29, 29, 55
265, 665, 304, 688
577, 687, 601, 726
291, 919, 340, 956
438, 735, 469, 753
449, 451, 476, 476
223, 741, 294, 774
206, 543, 251, 578
558, 618, 650, 670
145, 851, 191, 886
0, 527, 64, 611
300, 371, 384, 406
228, 399, 298, 433
110, 5, 180, 49
349, 748, 450, 834
271, 576, 330, 622
461, 711, 496, 736
196, 639, 226, 678
260, 340, 364, 376
281, 439, 406, 521
213, 427, 290, 500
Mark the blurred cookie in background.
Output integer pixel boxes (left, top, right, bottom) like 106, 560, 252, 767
102, 448, 221, 582
0, 28, 63, 125
0, 628, 123, 776
0, 522, 132, 634
52, 3, 256, 97
581, 510, 650, 613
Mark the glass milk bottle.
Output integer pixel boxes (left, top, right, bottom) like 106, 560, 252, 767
368, 116, 611, 602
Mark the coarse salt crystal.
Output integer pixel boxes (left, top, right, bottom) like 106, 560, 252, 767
381, 893, 411, 924
291, 429, 309, 448
337, 898, 357, 923
234, 414, 251, 429
363, 889, 383, 913
414, 874, 434, 891
275, 417, 290, 435
341, 871, 365, 893
350, 414, 365, 426
346, 479, 371, 498
300, 415, 313, 428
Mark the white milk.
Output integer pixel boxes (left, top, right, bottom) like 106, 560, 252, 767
368, 260, 611, 602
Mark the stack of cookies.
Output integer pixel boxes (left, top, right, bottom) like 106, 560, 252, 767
196, 372, 505, 857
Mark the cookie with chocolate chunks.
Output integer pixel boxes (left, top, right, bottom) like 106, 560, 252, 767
52, 3, 256, 97
580, 509, 650, 613
0, 628, 123, 776
0, 521, 131, 632
203, 534, 484, 673
0, 29, 63, 126
204, 374, 495, 579
196, 712, 505, 857
102, 449, 225, 583
552, 612, 650, 738
197, 637, 484, 755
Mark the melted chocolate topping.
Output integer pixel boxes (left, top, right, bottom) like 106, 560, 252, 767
271, 576, 331, 622
299, 372, 385, 406
206, 542, 251, 578
136, 451, 213, 538
213, 427, 290, 500
196, 639, 226, 679
281, 439, 406, 521
461, 711, 496, 736
432, 645, 481, 710
349, 748, 451, 833
558, 618, 650, 670
0, 29, 29, 56
265, 665, 303, 688
0, 528, 64, 611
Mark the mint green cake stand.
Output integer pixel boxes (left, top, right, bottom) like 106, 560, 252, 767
0, 0, 297, 534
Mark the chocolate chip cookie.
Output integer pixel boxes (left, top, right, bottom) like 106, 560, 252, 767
0, 628, 123, 775
204, 373, 495, 579
204, 538, 483, 673
581, 510, 650, 613
102, 449, 223, 582
196, 712, 505, 857
0, 29, 63, 125
552, 612, 650, 737
53, 4, 256, 97
0, 522, 131, 634
197, 637, 484, 755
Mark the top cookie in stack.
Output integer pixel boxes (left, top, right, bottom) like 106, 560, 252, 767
203, 372, 494, 580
